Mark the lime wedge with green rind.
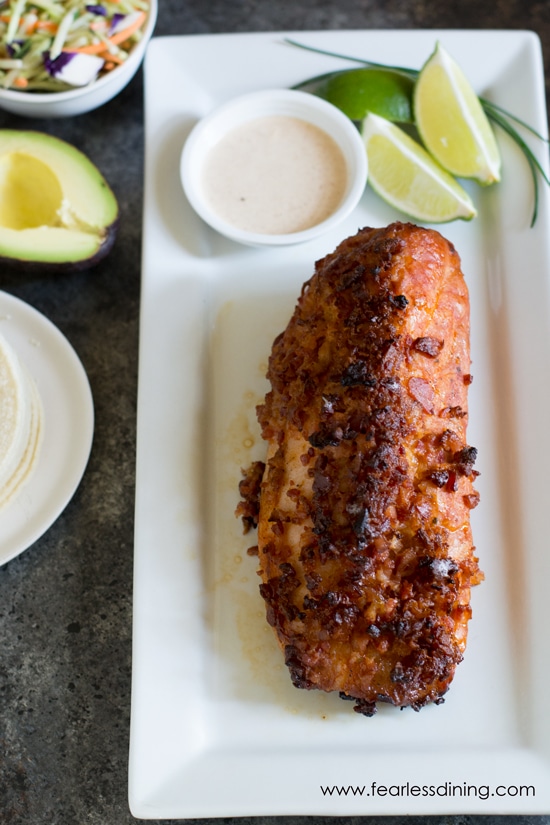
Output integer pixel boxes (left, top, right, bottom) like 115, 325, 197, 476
312, 67, 414, 122
362, 112, 477, 223
414, 42, 501, 184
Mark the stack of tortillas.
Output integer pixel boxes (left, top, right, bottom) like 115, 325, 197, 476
0, 331, 43, 510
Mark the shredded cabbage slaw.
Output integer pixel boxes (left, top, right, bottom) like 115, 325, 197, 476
0, 0, 150, 91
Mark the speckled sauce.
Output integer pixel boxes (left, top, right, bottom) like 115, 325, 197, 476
202, 115, 348, 234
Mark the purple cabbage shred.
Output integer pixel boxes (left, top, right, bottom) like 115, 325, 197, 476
43, 50, 75, 76
109, 12, 125, 32
6, 40, 24, 56
85, 4, 107, 14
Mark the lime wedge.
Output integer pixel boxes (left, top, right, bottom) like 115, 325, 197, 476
362, 112, 477, 223
312, 67, 414, 122
414, 42, 501, 184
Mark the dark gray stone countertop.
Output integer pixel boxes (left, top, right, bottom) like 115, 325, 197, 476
1, 1, 549, 824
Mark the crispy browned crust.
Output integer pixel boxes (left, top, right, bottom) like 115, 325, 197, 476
241, 222, 482, 716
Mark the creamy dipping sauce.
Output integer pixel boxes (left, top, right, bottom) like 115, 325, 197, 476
202, 115, 348, 235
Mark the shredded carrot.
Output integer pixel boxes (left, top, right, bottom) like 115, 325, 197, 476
21, 13, 38, 34
35, 20, 58, 32
63, 11, 146, 54
62, 41, 108, 55
101, 51, 125, 64
110, 12, 146, 45
13, 76, 28, 87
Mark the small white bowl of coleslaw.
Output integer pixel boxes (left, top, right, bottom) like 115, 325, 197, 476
0, 0, 156, 118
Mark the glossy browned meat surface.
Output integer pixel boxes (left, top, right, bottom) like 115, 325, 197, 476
239, 222, 482, 716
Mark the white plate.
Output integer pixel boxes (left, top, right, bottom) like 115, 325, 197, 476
0, 291, 94, 566
130, 30, 550, 818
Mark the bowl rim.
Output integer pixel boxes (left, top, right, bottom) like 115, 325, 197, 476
0, 0, 157, 102
180, 87, 368, 247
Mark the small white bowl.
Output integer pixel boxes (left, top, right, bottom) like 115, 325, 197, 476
0, 0, 157, 119
180, 89, 368, 247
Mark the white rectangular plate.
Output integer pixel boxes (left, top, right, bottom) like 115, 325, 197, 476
130, 30, 550, 819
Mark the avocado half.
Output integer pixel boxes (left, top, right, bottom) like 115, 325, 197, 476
0, 130, 118, 270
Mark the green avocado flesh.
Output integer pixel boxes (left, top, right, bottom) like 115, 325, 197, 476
0, 130, 118, 269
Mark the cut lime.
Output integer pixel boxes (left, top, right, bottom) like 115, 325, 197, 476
414, 42, 501, 184
312, 67, 414, 122
362, 112, 477, 223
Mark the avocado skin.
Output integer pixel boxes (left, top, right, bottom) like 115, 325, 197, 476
0, 218, 119, 273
